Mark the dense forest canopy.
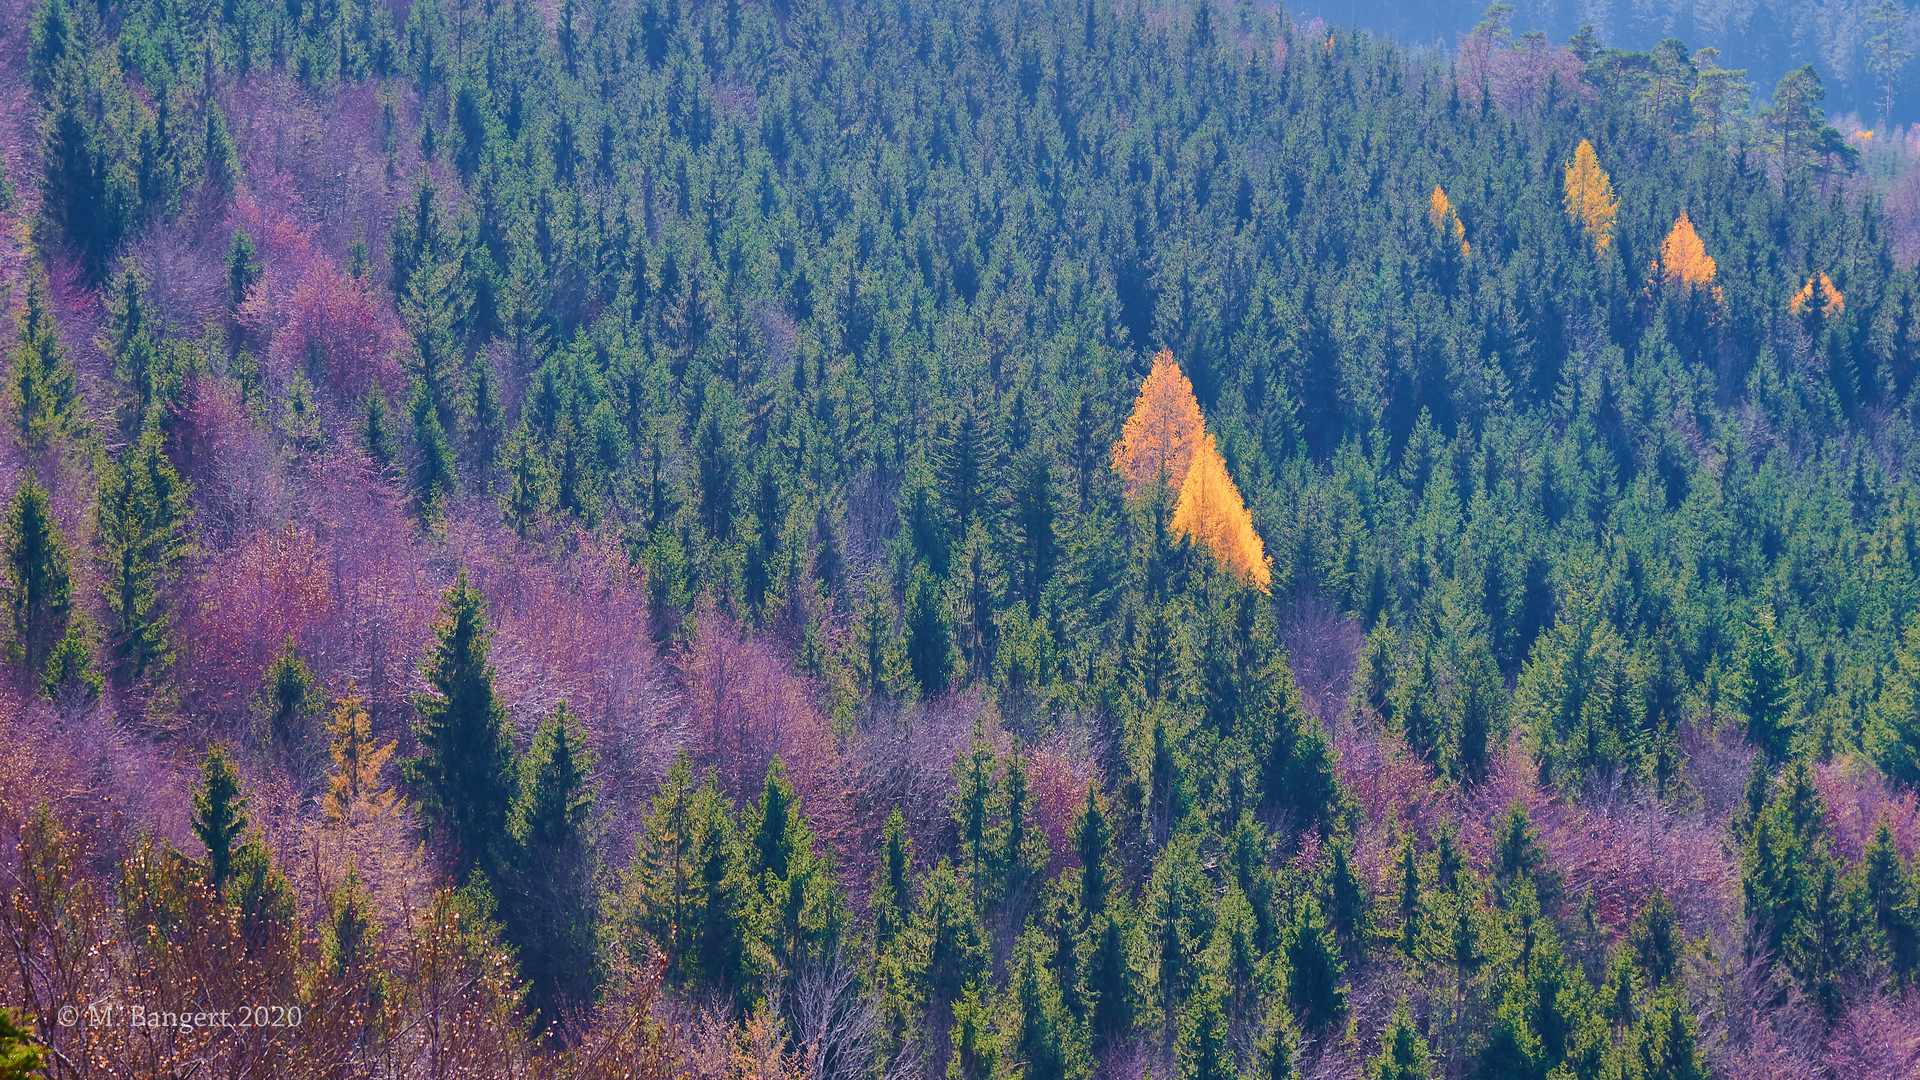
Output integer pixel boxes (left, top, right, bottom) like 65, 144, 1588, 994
2, 0, 1920, 1076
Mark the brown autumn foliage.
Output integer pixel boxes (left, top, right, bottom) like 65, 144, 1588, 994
1170, 432, 1273, 592
1111, 350, 1206, 499
1428, 184, 1470, 257
1563, 139, 1618, 252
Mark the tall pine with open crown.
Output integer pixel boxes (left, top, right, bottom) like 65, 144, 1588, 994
405, 571, 516, 883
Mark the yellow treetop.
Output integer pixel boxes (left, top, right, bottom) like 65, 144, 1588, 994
1659, 211, 1717, 287
1171, 432, 1273, 593
1429, 185, 1469, 257
1790, 273, 1844, 318
1563, 140, 1618, 252
1114, 349, 1207, 499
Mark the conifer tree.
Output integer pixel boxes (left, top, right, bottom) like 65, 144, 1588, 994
1860, 820, 1918, 986
507, 700, 602, 1030
1114, 351, 1206, 500
1562, 140, 1617, 252
1732, 610, 1797, 763
873, 807, 914, 948
4, 477, 73, 677
1176, 980, 1232, 1080
8, 275, 78, 452
192, 743, 249, 893
1009, 934, 1089, 1080
1285, 893, 1345, 1031
257, 634, 322, 753
1427, 185, 1469, 257
360, 387, 398, 475
94, 428, 190, 683
405, 571, 516, 883
906, 560, 957, 697
1657, 212, 1720, 293
1869, 620, 1920, 789
323, 682, 396, 822
1629, 888, 1681, 987
948, 982, 1000, 1080
1633, 987, 1706, 1080
1170, 433, 1271, 592
1367, 1002, 1434, 1080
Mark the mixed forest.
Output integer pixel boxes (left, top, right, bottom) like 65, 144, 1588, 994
3, 0, 1920, 1076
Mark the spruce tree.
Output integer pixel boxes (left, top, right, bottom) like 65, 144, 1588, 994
8, 275, 78, 452
873, 807, 914, 948
405, 571, 516, 882
905, 560, 956, 697
257, 634, 322, 753
95, 429, 190, 684
192, 744, 249, 893
1367, 1003, 1434, 1080
1285, 893, 1346, 1031
1731, 610, 1797, 762
507, 701, 601, 1030
1861, 820, 1918, 986
4, 477, 73, 677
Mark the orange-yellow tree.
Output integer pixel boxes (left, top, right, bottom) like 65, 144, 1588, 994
1429, 185, 1469, 257
1171, 433, 1273, 592
1790, 273, 1844, 318
1658, 211, 1717, 287
1113, 349, 1207, 498
1563, 140, 1617, 252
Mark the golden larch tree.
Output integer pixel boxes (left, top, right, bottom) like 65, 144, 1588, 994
1790, 273, 1844, 318
1563, 140, 1618, 252
1429, 185, 1470, 257
1171, 432, 1273, 593
1114, 349, 1208, 499
1658, 211, 1717, 287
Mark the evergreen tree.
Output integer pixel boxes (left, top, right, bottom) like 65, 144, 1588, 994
7, 275, 78, 452
873, 807, 914, 948
1731, 611, 1798, 763
192, 744, 248, 893
906, 560, 956, 697
1367, 1003, 1434, 1080
506, 701, 601, 1030
3, 477, 73, 677
257, 634, 322, 754
95, 429, 190, 684
404, 571, 516, 883
1284, 893, 1346, 1031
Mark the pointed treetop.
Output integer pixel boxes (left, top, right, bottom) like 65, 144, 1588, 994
1563, 139, 1618, 252
1429, 185, 1469, 256
1790, 273, 1844, 318
1659, 211, 1718, 287
1114, 349, 1207, 499
1171, 432, 1273, 593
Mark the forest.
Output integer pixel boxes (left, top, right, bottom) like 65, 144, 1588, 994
1, 0, 1920, 1076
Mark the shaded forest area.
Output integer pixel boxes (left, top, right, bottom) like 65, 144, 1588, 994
1, 0, 1920, 1076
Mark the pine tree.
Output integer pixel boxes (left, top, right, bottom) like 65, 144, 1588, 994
404, 571, 516, 883
1629, 888, 1681, 987
1860, 819, 1919, 986
506, 700, 602, 1030
1633, 987, 1706, 1080
4, 477, 73, 676
1114, 351, 1207, 500
1176, 980, 1232, 1080
1171, 432, 1271, 592
192, 744, 249, 893
1562, 140, 1618, 252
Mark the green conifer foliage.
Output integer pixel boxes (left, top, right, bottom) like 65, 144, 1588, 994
506, 701, 602, 1030
4, 477, 73, 677
95, 429, 190, 684
191, 744, 248, 893
405, 571, 516, 883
